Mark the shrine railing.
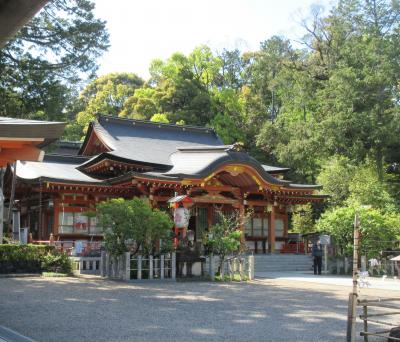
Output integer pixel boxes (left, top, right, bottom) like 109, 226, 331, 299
100, 251, 176, 281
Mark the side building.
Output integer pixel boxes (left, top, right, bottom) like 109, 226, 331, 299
5, 115, 325, 253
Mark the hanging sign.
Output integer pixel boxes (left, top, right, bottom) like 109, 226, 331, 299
174, 207, 190, 228
319, 234, 331, 245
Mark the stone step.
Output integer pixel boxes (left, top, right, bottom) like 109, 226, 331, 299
254, 254, 314, 272
255, 267, 313, 271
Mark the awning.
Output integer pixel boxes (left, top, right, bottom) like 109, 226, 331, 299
167, 195, 193, 204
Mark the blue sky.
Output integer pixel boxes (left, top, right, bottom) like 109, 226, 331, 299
94, 0, 335, 79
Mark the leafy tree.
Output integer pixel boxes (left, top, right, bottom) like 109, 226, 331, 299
73, 73, 143, 134
291, 204, 315, 234
203, 210, 244, 277
348, 163, 397, 212
317, 156, 356, 207
0, 0, 109, 120
120, 87, 159, 119
150, 113, 169, 123
188, 45, 222, 90
218, 48, 246, 90
316, 204, 400, 257
97, 198, 173, 256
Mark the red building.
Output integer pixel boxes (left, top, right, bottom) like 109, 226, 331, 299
5, 115, 325, 253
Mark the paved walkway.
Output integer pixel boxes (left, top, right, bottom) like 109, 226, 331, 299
0, 276, 399, 342
256, 271, 400, 291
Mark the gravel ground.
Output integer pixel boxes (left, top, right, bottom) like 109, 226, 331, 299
0, 276, 398, 342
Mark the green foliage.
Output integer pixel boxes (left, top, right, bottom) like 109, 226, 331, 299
74, 72, 144, 135
150, 113, 170, 123
316, 204, 400, 256
0, 0, 109, 121
215, 273, 249, 282
42, 272, 69, 277
291, 204, 315, 234
317, 156, 356, 207
96, 198, 173, 256
348, 163, 397, 212
204, 210, 244, 276
0, 244, 71, 274
41, 252, 72, 274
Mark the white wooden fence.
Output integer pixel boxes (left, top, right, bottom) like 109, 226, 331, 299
205, 254, 254, 281
100, 251, 176, 281
70, 256, 102, 275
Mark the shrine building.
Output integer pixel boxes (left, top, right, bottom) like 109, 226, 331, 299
5, 115, 325, 253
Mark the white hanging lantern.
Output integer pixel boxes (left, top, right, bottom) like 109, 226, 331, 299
174, 207, 190, 228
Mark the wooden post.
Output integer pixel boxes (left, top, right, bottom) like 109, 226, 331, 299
269, 205, 277, 253
209, 254, 215, 281
337, 258, 342, 275
239, 258, 243, 281
138, 255, 142, 280
171, 252, 176, 280
361, 255, 367, 272
125, 252, 130, 281
239, 202, 245, 244
161, 255, 165, 279
7, 162, 17, 235
248, 255, 254, 280
347, 212, 360, 342
149, 255, 154, 280
105, 252, 110, 278
363, 305, 368, 342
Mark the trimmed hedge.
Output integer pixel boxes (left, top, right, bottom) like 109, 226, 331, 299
0, 244, 71, 274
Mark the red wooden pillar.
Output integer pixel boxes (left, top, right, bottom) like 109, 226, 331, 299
269, 205, 277, 253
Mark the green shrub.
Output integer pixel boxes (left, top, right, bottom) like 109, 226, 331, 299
41, 251, 72, 274
0, 244, 70, 274
42, 272, 69, 277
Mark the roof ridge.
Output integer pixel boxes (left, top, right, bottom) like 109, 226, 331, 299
98, 114, 217, 134
44, 154, 90, 163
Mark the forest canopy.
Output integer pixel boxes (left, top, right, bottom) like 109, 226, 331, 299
1, 0, 399, 237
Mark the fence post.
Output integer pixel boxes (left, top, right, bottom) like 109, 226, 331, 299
138, 255, 142, 280
172, 252, 176, 280
248, 255, 254, 280
209, 254, 215, 281
363, 305, 368, 342
361, 255, 367, 272
344, 257, 349, 274
228, 259, 233, 280
125, 252, 130, 281
391, 261, 395, 276
337, 258, 342, 275
149, 255, 154, 280
161, 255, 165, 279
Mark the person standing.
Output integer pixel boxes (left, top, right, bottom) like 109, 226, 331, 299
312, 239, 323, 275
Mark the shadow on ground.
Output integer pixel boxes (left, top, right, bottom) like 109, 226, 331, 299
0, 276, 382, 342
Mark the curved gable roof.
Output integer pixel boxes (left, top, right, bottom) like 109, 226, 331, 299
164, 146, 285, 186
79, 115, 223, 167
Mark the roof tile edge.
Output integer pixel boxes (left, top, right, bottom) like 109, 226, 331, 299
98, 114, 218, 135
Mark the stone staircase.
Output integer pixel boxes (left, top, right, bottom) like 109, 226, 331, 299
254, 253, 313, 273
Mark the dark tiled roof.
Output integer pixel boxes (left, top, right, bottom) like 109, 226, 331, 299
262, 164, 290, 173
163, 145, 284, 185
0, 116, 65, 147
48, 141, 82, 155
16, 154, 102, 184
79, 115, 223, 167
